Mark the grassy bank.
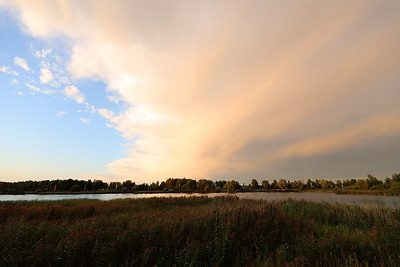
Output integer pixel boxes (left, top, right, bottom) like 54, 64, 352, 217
335, 189, 400, 196
1, 197, 399, 266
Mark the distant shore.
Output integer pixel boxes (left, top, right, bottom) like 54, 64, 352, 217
2, 189, 400, 197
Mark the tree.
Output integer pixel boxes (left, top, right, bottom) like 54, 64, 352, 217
291, 180, 304, 191
278, 179, 287, 190
224, 180, 240, 193
85, 180, 93, 191
71, 184, 82, 192
319, 180, 334, 189
392, 173, 400, 183
122, 180, 134, 190
353, 179, 368, 190
109, 182, 122, 191
183, 179, 196, 192
270, 180, 278, 189
261, 180, 270, 190
215, 180, 227, 189
366, 174, 381, 189
92, 180, 107, 191
251, 179, 259, 190
198, 179, 212, 192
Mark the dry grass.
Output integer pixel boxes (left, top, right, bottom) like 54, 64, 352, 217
1, 196, 399, 266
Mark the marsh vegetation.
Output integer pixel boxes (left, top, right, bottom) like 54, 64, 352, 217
1, 197, 399, 266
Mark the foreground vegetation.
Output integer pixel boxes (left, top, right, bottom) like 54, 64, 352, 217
1, 197, 400, 266
1, 173, 400, 196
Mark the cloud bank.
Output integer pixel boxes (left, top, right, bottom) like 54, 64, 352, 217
5, 0, 400, 182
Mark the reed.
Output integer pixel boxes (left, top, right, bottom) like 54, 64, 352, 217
1, 196, 399, 266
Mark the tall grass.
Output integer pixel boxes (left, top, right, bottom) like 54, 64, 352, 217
1, 197, 399, 266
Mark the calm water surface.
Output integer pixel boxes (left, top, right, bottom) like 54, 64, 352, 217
1, 192, 400, 208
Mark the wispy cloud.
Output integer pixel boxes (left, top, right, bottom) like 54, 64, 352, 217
79, 117, 90, 124
34, 48, 52, 58
120, 143, 135, 148
56, 111, 67, 116
106, 95, 121, 104
25, 83, 55, 95
10, 79, 19, 84
14, 56, 30, 71
98, 108, 120, 125
0, 66, 19, 76
63, 85, 85, 103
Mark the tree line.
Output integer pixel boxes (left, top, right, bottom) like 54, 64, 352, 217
1, 173, 399, 194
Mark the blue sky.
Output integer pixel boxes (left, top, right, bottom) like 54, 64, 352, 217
0, 1, 399, 183
0, 12, 126, 181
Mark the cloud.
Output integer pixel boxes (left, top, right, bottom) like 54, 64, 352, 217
10, 79, 19, 84
79, 117, 90, 124
120, 143, 135, 148
34, 48, 52, 58
25, 83, 55, 95
56, 111, 67, 116
63, 85, 85, 103
6, 0, 400, 182
14, 56, 30, 71
106, 95, 121, 104
98, 108, 120, 124
0, 66, 19, 76
39, 68, 55, 84
15, 91, 24, 95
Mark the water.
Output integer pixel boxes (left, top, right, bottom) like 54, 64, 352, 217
1, 192, 400, 208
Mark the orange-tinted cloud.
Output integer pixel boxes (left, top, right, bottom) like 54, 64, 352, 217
5, 0, 400, 181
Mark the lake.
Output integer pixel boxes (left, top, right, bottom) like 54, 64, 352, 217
1, 192, 400, 208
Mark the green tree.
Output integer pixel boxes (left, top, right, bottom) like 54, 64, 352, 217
366, 174, 381, 189
353, 179, 368, 190
224, 180, 240, 193
71, 184, 82, 192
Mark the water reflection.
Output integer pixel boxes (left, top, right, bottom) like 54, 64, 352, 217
1, 192, 400, 208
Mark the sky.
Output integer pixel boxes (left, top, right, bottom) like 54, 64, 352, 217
0, 0, 399, 183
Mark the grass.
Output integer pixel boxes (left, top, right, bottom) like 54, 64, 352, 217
1, 196, 400, 266
335, 189, 400, 196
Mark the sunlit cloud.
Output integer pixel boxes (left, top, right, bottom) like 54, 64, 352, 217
39, 68, 54, 84
14, 56, 30, 71
63, 85, 85, 103
98, 108, 120, 125
4, 0, 400, 182
120, 143, 135, 148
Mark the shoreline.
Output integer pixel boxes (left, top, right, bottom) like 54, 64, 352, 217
1, 189, 400, 197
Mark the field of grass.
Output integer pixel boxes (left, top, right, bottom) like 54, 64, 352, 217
1, 196, 400, 266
